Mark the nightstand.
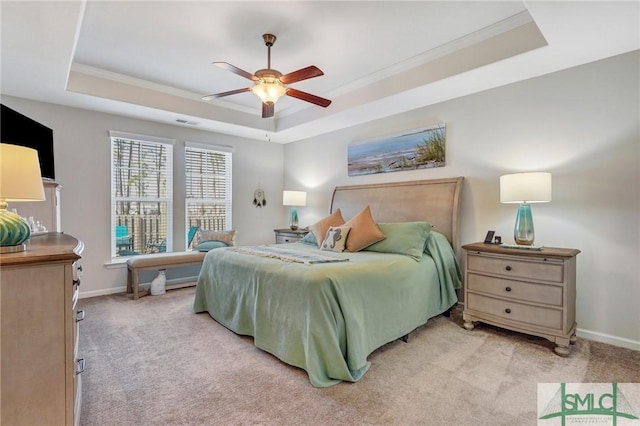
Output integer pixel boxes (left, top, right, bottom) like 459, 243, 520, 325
274, 228, 309, 244
462, 242, 580, 356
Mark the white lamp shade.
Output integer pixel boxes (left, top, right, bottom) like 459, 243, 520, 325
0, 143, 45, 202
282, 190, 307, 207
500, 172, 551, 204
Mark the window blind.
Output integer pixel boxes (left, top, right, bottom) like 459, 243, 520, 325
185, 144, 232, 246
110, 133, 174, 257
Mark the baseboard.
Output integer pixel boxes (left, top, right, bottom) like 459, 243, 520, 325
576, 328, 640, 351
79, 286, 127, 299
457, 301, 638, 351
79, 276, 198, 299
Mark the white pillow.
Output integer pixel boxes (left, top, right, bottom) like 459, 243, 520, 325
321, 225, 351, 253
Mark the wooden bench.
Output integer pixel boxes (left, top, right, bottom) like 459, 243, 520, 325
126, 251, 207, 299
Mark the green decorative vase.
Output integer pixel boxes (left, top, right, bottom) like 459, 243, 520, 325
0, 209, 31, 250
514, 203, 534, 245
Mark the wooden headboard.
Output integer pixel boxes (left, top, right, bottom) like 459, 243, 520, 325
330, 177, 464, 249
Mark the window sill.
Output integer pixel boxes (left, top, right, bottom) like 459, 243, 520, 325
104, 258, 128, 269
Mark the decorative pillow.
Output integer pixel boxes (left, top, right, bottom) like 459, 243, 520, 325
308, 209, 345, 248
299, 231, 318, 246
343, 205, 385, 252
321, 225, 351, 253
194, 240, 228, 252
116, 236, 131, 245
194, 229, 236, 247
364, 222, 433, 261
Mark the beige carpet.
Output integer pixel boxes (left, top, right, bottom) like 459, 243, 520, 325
78, 288, 639, 425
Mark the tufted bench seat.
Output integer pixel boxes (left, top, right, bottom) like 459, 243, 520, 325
126, 251, 207, 299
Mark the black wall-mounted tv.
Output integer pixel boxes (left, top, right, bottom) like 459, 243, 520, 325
1, 104, 56, 180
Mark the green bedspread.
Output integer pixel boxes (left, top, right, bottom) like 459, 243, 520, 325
193, 232, 461, 387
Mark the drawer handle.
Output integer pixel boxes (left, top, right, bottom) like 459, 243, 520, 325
76, 358, 86, 375
73, 278, 81, 287
505, 287, 512, 292
76, 310, 86, 322
505, 266, 512, 271
505, 308, 511, 314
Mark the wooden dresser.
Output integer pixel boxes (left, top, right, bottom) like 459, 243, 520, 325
462, 242, 580, 356
1, 233, 84, 426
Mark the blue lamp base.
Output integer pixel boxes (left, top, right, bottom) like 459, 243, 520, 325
289, 207, 299, 230
514, 203, 535, 246
0, 208, 31, 253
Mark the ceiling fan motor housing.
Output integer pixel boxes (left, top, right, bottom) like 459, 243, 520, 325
263, 34, 277, 46
255, 69, 282, 80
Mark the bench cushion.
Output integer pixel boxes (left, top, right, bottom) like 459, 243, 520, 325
126, 251, 206, 269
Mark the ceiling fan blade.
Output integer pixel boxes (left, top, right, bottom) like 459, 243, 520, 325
213, 62, 259, 81
280, 66, 324, 84
262, 102, 275, 118
202, 87, 252, 101
286, 88, 332, 108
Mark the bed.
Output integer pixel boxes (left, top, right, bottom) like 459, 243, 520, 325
194, 177, 464, 387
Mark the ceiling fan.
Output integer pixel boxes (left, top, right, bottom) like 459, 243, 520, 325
202, 34, 332, 118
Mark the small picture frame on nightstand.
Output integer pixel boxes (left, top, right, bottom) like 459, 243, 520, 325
483, 230, 495, 244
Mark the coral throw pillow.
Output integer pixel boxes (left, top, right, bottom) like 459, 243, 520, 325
308, 209, 345, 248
343, 205, 385, 252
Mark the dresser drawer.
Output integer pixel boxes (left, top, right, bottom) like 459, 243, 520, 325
467, 273, 563, 306
467, 254, 564, 283
467, 293, 562, 330
72, 262, 81, 308
74, 309, 85, 355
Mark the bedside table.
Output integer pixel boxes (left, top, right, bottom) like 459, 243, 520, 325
462, 242, 580, 356
274, 228, 309, 244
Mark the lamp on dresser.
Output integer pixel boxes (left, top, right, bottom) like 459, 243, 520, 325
0, 143, 45, 253
282, 190, 307, 230
500, 172, 551, 246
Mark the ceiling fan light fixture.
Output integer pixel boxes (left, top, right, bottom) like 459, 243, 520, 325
251, 79, 287, 104
205, 34, 330, 118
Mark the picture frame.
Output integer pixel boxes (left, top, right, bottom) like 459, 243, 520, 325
347, 123, 446, 176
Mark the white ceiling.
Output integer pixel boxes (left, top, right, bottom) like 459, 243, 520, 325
1, 1, 638, 144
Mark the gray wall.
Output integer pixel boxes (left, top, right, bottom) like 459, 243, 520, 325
4, 50, 637, 349
283, 51, 640, 349
1, 96, 286, 296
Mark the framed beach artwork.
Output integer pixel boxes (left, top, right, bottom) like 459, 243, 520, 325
348, 123, 446, 176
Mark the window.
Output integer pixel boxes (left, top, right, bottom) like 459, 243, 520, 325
185, 142, 232, 248
110, 131, 174, 257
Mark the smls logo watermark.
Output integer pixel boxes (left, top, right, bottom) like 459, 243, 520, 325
538, 383, 640, 425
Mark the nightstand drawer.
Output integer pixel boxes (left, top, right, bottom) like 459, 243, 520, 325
467, 273, 563, 306
467, 254, 564, 283
467, 293, 562, 330
274, 229, 309, 244
276, 235, 302, 244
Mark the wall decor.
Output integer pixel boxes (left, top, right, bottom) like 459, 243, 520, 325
253, 188, 266, 207
348, 123, 446, 176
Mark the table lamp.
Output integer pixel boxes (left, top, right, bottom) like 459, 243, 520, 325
282, 190, 307, 230
500, 172, 551, 246
0, 143, 46, 253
